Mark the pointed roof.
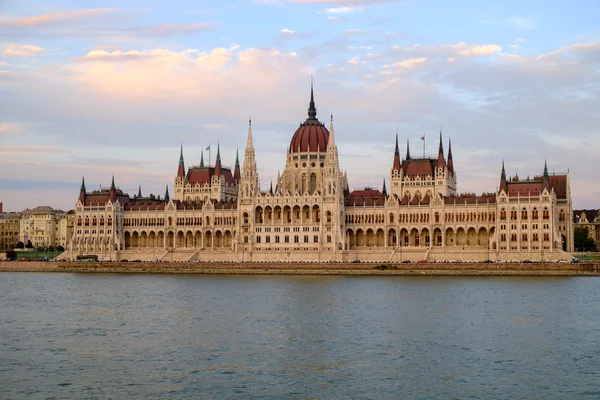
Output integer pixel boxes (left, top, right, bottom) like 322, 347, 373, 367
406, 138, 411, 160
246, 118, 254, 150
382, 178, 387, 196
177, 144, 185, 178
110, 175, 116, 191
164, 185, 170, 202
138, 185, 142, 198
543, 159, 549, 179
234, 148, 241, 182
500, 160, 508, 192
437, 130, 446, 169
215, 142, 221, 164
80, 176, 86, 192
269, 180, 273, 195
200, 150, 204, 167
447, 138, 454, 175
393, 132, 401, 170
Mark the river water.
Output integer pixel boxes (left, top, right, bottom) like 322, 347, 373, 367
1, 273, 599, 399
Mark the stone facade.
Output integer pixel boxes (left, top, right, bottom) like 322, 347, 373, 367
0, 212, 21, 251
61, 87, 574, 262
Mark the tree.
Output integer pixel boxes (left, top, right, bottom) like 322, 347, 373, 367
26, 240, 33, 249
574, 226, 597, 252
56, 245, 65, 252
16, 241, 24, 249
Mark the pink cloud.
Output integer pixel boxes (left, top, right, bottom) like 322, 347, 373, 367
1, 44, 44, 57
0, 8, 117, 28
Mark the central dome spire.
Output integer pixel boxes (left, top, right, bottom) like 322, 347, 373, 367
308, 76, 317, 120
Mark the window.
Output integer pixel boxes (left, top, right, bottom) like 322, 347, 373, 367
294, 235, 299, 243
285, 235, 289, 243
256, 236, 261, 244
244, 236, 248, 243
314, 235, 319, 243
304, 235, 309, 243
275, 235, 280, 243
266, 236, 271, 244
327, 235, 332, 243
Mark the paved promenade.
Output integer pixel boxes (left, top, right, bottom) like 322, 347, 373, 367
1, 261, 599, 276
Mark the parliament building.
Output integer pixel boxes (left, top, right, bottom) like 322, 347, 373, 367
61, 87, 574, 262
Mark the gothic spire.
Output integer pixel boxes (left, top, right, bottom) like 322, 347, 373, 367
382, 178, 387, 196
79, 176, 86, 204
138, 185, 142, 198
200, 150, 204, 167
234, 147, 241, 182
308, 77, 317, 120
437, 129, 446, 170
447, 138, 454, 175
406, 138, 411, 160
269, 180, 273, 195
80, 176, 86, 192
392, 132, 401, 170
164, 185, 170, 202
177, 144, 185, 178
110, 175, 116, 191
501, 159, 506, 181
215, 142, 221, 164
543, 159, 549, 179
500, 159, 507, 193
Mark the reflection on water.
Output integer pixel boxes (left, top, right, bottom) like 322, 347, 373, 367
1, 274, 600, 399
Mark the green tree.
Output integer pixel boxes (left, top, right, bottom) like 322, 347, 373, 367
574, 226, 597, 252
15, 241, 24, 249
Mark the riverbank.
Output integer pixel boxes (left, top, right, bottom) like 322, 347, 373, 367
1, 261, 599, 276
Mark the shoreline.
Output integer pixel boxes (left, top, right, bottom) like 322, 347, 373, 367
1, 261, 599, 276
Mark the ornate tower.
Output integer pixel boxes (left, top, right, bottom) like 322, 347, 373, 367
241, 119, 259, 199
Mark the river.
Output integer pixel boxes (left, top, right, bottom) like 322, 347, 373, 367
1, 273, 599, 399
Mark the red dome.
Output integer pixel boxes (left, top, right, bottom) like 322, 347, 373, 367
290, 119, 329, 153
289, 83, 329, 153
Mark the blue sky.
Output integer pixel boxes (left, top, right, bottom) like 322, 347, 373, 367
1, 0, 599, 211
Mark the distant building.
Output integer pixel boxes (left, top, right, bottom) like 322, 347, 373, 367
573, 209, 600, 247
0, 212, 21, 251
19, 206, 72, 249
62, 86, 574, 262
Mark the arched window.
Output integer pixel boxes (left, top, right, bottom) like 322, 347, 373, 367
243, 212, 249, 224
521, 208, 528, 220
435, 212, 440, 223
500, 209, 506, 220
326, 211, 332, 223
532, 208, 538, 220
559, 210, 565, 222
389, 213, 394, 224
543, 207, 549, 220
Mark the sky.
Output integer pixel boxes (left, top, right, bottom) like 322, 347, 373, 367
1, 0, 599, 212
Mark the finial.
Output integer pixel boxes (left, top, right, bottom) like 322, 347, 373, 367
543, 158, 549, 179
249, 118, 251, 127
164, 184, 170, 201
80, 176, 86, 192
308, 77, 317, 119
110, 175, 115, 190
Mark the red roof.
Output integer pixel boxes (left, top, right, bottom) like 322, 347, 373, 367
348, 189, 382, 198
290, 119, 329, 153
186, 166, 235, 185
506, 181, 543, 197
548, 175, 567, 199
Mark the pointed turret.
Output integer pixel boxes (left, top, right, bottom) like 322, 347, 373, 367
447, 138, 454, 175
382, 178, 387, 196
406, 138, 411, 160
164, 185, 170, 202
542, 159, 550, 190
109, 175, 116, 202
214, 142, 222, 177
437, 129, 445, 170
308, 77, 317, 120
242, 118, 259, 197
177, 144, 185, 179
499, 160, 507, 192
392, 132, 401, 170
269, 180, 273, 195
328, 114, 336, 148
234, 148, 241, 182
200, 150, 204, 168
137, 185, 142, 198
79, 176, 86, 204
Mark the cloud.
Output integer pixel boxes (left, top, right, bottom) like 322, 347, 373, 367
0, 8, 117, 28
1, 43, 44, 57
321, 6, 363, 13
0, 123, 24, 136
392, 57, 426, 68
280, 28, 296, 34
482, 15, 542, 30
292, 0, 396, 4
0, 145, 70, 153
